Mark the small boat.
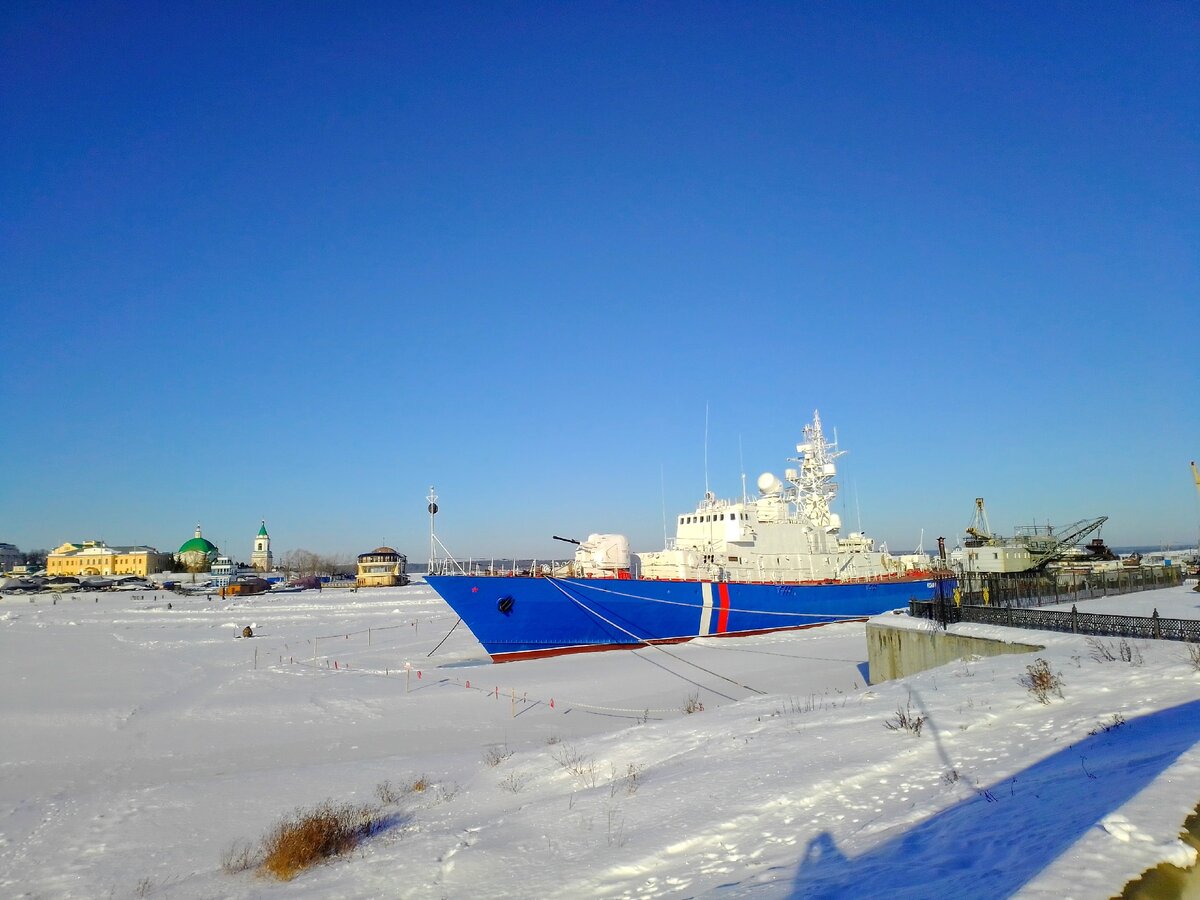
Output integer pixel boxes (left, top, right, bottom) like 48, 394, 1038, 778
427, 410, 953, 662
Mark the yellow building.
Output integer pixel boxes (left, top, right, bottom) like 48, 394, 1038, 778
46, 541, 170, 577
356, 547, 409, 587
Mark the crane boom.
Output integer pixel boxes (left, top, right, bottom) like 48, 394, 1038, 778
1014, 515, 1109, 568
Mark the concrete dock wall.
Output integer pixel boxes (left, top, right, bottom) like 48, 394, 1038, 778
866, 617, 1044, 684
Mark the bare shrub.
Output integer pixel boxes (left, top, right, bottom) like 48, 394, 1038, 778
1088, 713, 1126, 736
553, 744, 598, 787
606, 805, 626, 847
409, 775, 429, 793
1086, 637, 1116, 662
135, 876, 153, 897
1020, 658, 1064, 704
942, 769, 959, 785
434, 782, 459, 804
683, 691, 705, 714
483, 744, 512, 767
375, 780, 401, 805
1120, 639, 1143, 666
1087, 637, 1142, 665
608, 763, 643, 797
552, 744, 591, 776
260, 802, 377, 881
220, 839, 259, 874
1187, 643, 1200, 671
882, 700, 926, 736
499, 771, 529, 793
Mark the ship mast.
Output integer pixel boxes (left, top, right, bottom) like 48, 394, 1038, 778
427, 486, 439, 576
787, 410, 846, 552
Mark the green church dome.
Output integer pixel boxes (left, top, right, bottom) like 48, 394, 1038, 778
257, 521, 269, 537
179, 536, 217, 555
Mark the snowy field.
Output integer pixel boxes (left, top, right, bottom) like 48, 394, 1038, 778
2, 580, 1199, 898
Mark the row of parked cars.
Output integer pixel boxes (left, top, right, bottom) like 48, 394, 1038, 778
0, 574, 157, 594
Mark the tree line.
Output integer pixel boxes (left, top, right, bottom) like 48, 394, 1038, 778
179, 550, 356, 577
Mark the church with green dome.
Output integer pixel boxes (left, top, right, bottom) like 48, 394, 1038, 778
178, 525, 218, 571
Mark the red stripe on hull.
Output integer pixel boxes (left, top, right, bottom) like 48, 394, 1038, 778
717, 582, 731, 633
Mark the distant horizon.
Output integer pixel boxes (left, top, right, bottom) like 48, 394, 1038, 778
6, 525, 1198, 565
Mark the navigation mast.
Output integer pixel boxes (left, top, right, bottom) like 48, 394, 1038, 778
427, 486, 439, 576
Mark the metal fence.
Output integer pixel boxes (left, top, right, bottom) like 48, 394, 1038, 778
951, 565, 1181, 609
910, 594, 1200, 643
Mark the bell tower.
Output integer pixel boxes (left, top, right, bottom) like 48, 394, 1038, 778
251, 520, 273, 571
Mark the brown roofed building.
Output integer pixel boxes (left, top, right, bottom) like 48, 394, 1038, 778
356, 547, 408, 587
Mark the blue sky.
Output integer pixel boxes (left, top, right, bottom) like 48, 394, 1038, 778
2, 1, 1197, 562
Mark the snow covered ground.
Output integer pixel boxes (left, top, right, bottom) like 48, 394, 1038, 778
2, 580, 1199, 898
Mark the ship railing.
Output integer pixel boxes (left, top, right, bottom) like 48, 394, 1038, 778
429, 558, 576, 577
638, 568, 953, 586
426, 556, 469, 576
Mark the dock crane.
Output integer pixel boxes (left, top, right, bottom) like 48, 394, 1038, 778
959, 497, 1108, 571
964, 497, 993, 545
1192, 461, 1200, 498
1021, 516, 1109, 569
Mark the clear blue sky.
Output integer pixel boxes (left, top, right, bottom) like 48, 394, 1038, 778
2, 1, 1197, 562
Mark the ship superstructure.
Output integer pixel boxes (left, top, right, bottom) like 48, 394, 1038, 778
638, 411, 917, 582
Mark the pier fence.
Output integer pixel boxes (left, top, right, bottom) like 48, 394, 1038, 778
952, 565, 1181, 610
910, 592, 1200, 646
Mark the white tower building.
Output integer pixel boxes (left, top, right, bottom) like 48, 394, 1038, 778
251, 520, 273, 571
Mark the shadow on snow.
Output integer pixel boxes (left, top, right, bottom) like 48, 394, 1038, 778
788, 698, 1200, 898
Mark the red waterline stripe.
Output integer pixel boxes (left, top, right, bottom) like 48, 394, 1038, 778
717, 582, 731, 633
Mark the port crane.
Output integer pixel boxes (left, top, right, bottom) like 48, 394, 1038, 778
964, 497, 993, 543
1014, 516, 1110, 569
962, 497, 1108, 571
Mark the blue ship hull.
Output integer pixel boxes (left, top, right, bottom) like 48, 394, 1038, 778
425, 574, 952, 662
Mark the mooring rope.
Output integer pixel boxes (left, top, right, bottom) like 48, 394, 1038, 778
556, 578, 876, 621
545, 578, 765, 697
427, 617, 462, 657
